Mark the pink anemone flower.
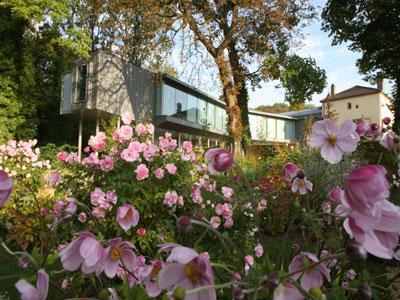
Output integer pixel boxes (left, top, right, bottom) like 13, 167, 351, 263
15, 269, 48, 300
288, 252, 331, 291
104, 238, 136, 278
158, 245, 216, 300
308, 119, 358, 164
291, 177, 313, 195
140, 260, 164, 297
59, 231, 105, 274
283, 163, 299, 182
273, 283, 304, 300
204, 148, 234, 174
0, 170, 12, 207
116, 204, 139, 231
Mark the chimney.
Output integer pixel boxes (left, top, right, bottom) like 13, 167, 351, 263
330, 84, 335, 96
377, 72, 384, 90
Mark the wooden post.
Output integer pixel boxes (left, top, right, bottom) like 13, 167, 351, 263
78, 110, 83, 160
117, 116, 121, 129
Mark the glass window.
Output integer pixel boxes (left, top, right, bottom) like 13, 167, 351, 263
250, 114, 266, 140
276, 119, 285, 140
198, 99, 207, 126
266, 118, 276, 139
187, 94, 198, 123
222, 111, 228, 134
215, 106, 224, 131
76, 65, 87, 102
175, 89, 188, 119
207, 103, 215, 129
285, 121, 295, 140
162, 84, 176, 116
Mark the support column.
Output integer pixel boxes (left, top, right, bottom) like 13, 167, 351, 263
178, 132, 182, 147
78, 110, 83, 160
207, 138, 210, 148
117, 116, 121, 129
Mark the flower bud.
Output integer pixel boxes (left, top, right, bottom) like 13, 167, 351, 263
381, 127, 387, 133
233, 287, 244, 299
345, 240, 367, 261
383, 117, 391, 125
296, 169, 305, 179
357, 282, 372, 300
309, 287, 324, 300
177, 216, 191, 232
204, 148, 234, 174
266, 272, 280, 289
371, 123, 379, 131
193, 211, 204, 220
173, 287, 186, 300
231, 272, 242, 284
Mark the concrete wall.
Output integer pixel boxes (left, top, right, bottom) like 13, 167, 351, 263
323, 93, 381, 124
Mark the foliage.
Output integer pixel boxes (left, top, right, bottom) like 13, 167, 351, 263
279, 55, 327, 106
322, 0, 400, 132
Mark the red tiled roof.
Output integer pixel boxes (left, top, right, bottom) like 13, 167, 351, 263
320, 85, 382, 103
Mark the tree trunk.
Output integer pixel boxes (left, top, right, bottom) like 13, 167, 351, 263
393, 78, 400, 134
215, 54, 243, 156
228, 43, 251, 151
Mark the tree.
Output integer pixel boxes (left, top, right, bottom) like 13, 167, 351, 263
322, 0, 400, 133
255, 102, 315, 114
149, 0, 315, 153
279, 55, 327, 107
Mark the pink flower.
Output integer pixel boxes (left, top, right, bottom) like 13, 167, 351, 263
140, 260, 163, 297
204, 148, 234, 174
182, 141, 193, 153
224, 218, 234, 228
344, 165, 390, 215
177, 195, 184, 207
291, 177, 313, 195
91, 188, 106, 207
154, 168, 164, 179
67, 152, 79, 164
121, 148, 140, 162
221, 186, 234, 200
289, 252, 331, 291
308, 119, 358, 164
355, 119, 370, 136
136, 228, 146, 235
15, 269, 48, 300
210, 216, 221, 229
164, 191, 178, 207
135, 123, 146, 136
135, 164, 149, 181
81, 152, 99, 167
49, 171, 61, 187
328, 187, 343, 203
165, 163, 177, 175
380, 132, 397, 149
121, 111, 133, 125
119, 125, 133, 141
106, 191, 117, 205
83, 146, 91, 153
65, 198, 77, 214
116, 204, 139, 231
283, 163, 299, 182
104, 238, 136, 278
158, 245, 216, 299
53, 201, 65, 215
383, 117, 392, 125
57, 151, 68, 162
146, 123, 155, 135
273, 283, 304, 300
255, 244, 264, 258
59, 231, 105, 274
88, 132, 106, 152
99, 156, 114, 172
0, 170, 12, 207
367, 123, 381, 139
78, 212, 87, 223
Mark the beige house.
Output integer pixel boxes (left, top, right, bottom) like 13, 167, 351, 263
321, 80, 393, 126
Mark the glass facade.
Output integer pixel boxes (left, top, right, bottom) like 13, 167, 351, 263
161, 83, 226, 133
76, 65, 87, 102
160, 82, 296, 141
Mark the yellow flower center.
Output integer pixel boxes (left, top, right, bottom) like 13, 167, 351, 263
327, 135, 337, 145
184, 261, 201, 284
110, 247, 121, 261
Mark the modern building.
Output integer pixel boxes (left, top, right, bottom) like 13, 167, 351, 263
60, 50, 303, 156
321, 82, 393, 125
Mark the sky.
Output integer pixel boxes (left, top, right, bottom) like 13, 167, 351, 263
171, 0, 392, 109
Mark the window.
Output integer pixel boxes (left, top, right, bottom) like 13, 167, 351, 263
215, 106, 224, 131
207, 102, 215, 129
198, 99, 207, 126
355, 104, 359, 109
162, 84, 176, 116
266, 118, 276, 139
175, 89, 188, 119
276, 119, 285, 140
285, 121, 295, 140
187, 95, 198, 123
249, 115, 266, 140
347, 102, 352, 109
76, 65, 87, 102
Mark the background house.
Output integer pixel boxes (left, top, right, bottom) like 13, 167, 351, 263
321, 81, 393, 125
